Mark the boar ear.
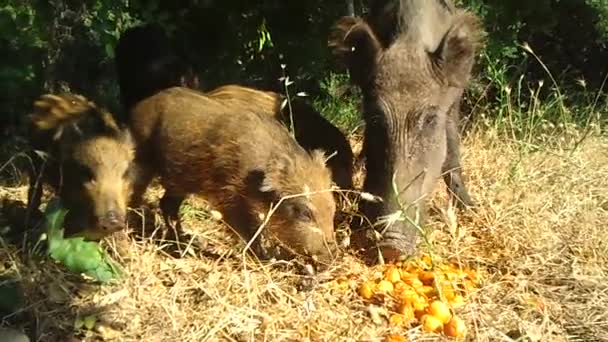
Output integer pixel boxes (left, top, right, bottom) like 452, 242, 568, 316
310, 149, 334, 181
328, 16, 383, 87
432, 12, 484, 87
119, 128, 136, 154
310, 149, 328, 166
247, 169, 280, 201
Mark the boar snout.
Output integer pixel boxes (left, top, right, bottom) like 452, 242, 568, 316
98, 210, 125, 233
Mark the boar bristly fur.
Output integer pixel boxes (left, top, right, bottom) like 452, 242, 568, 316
129, 87, 338, 263
206, 85, 354, 190
27, 93, 137, 240
329, 0, 483, 261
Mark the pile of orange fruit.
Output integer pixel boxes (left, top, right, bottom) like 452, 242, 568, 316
335, 254, 480, 340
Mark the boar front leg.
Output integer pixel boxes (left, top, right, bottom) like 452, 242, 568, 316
442, 106, 475, 209
159, 192, 187, 242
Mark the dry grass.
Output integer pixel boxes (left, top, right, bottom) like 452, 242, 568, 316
1, 128, 608, 341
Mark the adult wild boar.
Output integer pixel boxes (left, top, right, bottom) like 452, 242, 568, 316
114, 23, 197, 114
26, 93, 137, 239
129, 87, 337, 263
329, 0, 482, 261
206, 85, 354, 190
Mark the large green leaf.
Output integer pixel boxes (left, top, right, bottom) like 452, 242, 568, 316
43, 199, 122, 283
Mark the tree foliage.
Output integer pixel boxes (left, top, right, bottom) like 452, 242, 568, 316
1, 0, 607, 135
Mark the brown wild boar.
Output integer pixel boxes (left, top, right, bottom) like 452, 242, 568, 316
206, 85, 354, 190
26, 93, 137, 240
114, 24, 351, 191
328, 0, 482, 261
128, 86, 337, 263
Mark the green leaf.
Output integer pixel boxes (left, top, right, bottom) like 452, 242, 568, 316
83, 314, 97, 330
43, 199, 122, 283
74, 316, 84, 330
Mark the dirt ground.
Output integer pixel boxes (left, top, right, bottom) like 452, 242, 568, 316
1, 129, 607, 341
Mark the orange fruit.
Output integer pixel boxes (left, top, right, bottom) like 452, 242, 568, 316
419, 285, 436, 296
398, 288, 418, 301
333, 276, 349, 290
385, 267, 402, 283
377, 280, 394, 293
402, 261, 418, 273
420, 314, 443, 333
358, 281, 374, 299
421, 254, 433, 266
401, 271, 417, 281
393, 281, 409, 294
440, 285, 457, 301
444, 316, 467, 337
404, 278, 423, 288
419, 271, 436, 285
396, 302, 415, 320
385, 334, 408, 342
428, 301, 452, 324
412, 297, 429, 313
389, 314, 407, 327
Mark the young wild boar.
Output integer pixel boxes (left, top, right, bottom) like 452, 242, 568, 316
129, 87, 338, 263
114, 24, 352, 191
329, 0, 483, 262
26, 93, 137, 240
206, 85, 354, 190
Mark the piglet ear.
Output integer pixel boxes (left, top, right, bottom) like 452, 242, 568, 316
309, 149, 328, 166
328, 16, 383, 87
432, 12, 485, 88
246, 169, 279, 202
118, 128, 136, 158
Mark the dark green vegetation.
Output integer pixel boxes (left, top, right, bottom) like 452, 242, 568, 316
1, 0, 607, 140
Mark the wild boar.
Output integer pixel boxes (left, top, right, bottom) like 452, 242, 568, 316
328, 0, 482, 261
114, 25, 353, 192
26, 93, 137, 240
128, 86, 338, 263
206, 85, 354, 190
114, 23, 191, 114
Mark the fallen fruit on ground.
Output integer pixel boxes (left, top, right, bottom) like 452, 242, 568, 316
421, 314, 443, 333
444, 316, 467, 337
428, 300, 452, 324
376, 280, 394, 293
345, 254, 480, 339
385, 334, 408, 342
385, 267, 402, 283
359, 281, 374, 299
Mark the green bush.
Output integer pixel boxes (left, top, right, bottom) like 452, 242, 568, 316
1, 0, 606, 136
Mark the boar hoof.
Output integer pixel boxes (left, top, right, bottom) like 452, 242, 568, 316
453, 194, 477, 211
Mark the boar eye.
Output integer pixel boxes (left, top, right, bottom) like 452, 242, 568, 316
73, 165, 95, 182
68, 161, 94, 183
81, 166, 95, 182
287, 202, 314, 222
422, 111, 438, 129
